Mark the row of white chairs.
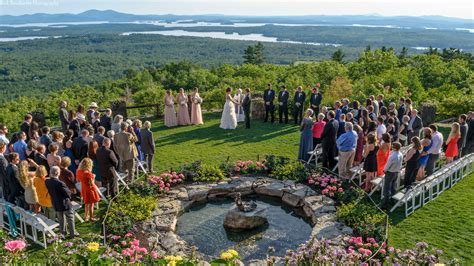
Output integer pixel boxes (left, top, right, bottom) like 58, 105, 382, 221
389, 153, 474, 217
0, 200, 83, 248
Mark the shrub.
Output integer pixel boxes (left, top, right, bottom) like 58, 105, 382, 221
263, 154, 290, 173
233, 160, 267, 175
219, 161, 235, 177
194, 164, 225, 182
336, 201, 387, 239
180, 160, 202, 181
105, 191, 157, 235
269, 160, 306, 181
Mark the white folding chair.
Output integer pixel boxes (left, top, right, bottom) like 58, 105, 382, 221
306, 145, 321, 167
71, 201, 84, 223
113, 169, 129, 189
30, 213, 59, 248
135, 158, 148, 177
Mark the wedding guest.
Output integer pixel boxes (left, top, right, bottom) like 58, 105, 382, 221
59, 101, 69, 132
191, 88, 204, 125
59, 157, 77, 197
18, 160, 39, 212
0, 124, 8, 146
466, 112, 474, 154
341, 99, 350, 114
367, 105, 376, 121
40, 126, 52, 151
140, 122, 155, 172
72, 129, 90, 165
346, 112, 355, 125
242, 88, 252, 129
353, 124, 365, 166
404, 137, 421, 189
407, 109, 422, 144
68, 111, 81, 139
445, 122, 461, 163
77, 104, 85, 118
337, 114, 346, 138
376, 133, 391, 177
363, 133, 378, 192
45, 166, 78, 238
47, 144, 61, 168
321, 111, 337, 170
398, 115, 410, 146
351, 100, 361, 121
425, 124, 443, 177
377, 94, 385, 109
293, 86, 306, 125
397, 97, 406, 122
97, 138, 118, 197
164, 90, 178, 127
34, 144, 49, 173
359, 109, 370, 132
369, 95, 379, 116
88, 140, 102, 187
309, 85, 322, 116
376, 117, 386, 141
114, 122, 137, 181
132, 120, 143, 161
93, 126, 106, 147
263, 83, 275, 123
298, 109, 314, 162
100, 109, 113, 132
20, 114, 32, 137
0, 142, 8, 198
5, 153, 25, 207
382, 142, 403, 210
387, 117, 397, 142
458, 114, 468, 157
91, 112, 101, 132
63, 130, 77, 174
51, 131, 65, 156
334, 101, 342, 121
86, 102, 99, 124
417, 127, 433, 180
405, 98, 413, 116
13, 131, 28, 160
312, 113, 326, 149
336, 122, 357, 179
33, 165, 54, 218
111, 115, 123, 133
379, 107, 388, 124
76, 158, 100, 222
278, 85, 289, 124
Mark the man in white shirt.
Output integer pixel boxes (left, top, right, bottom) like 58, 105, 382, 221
376, 117, 386, 141
370, 95, 379, 116
382, 142, 403, 210
424, 124, 443, 177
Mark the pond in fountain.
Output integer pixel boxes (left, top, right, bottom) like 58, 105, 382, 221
176, 196, 312, 261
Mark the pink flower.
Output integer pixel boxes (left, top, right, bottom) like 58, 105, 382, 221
4, 240, 26, 253
388, 247, 395, 253
308, 179, 315, 184
329, 192, 334, 197
165, 187, 170, 192
125, 232, 133, 238
121, 241, 127, 246
380, 249, 386, 255
322, 189, 329, 194
130, 239, 140, 247
338, 187, 344, 193
151, 251, 158, 259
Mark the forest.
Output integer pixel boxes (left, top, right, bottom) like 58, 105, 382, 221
0, 48, 473, 132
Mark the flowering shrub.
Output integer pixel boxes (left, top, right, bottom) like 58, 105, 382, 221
234, 160, 267, 175
307, 173, 345, 199
285, 237, 446, 265
149, 171, 184, 194
336, 201, 387, 239
1, 239, 27, 263
212, 249, 240, 266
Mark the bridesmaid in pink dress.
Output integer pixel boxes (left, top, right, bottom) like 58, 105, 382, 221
164, 90, 178, 127
191, 87, 204, 125
176, 88, 191, 126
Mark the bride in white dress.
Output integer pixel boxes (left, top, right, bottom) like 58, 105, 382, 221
220, 87, 238, 130
234, 88, 245, 122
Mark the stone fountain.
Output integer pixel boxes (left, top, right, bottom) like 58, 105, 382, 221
223, 193, 268, 230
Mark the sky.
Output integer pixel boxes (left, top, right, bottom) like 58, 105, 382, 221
0, 0, 473, 19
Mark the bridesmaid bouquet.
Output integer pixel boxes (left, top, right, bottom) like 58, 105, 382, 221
194, 96, 203, 104
180, 100, 187, 106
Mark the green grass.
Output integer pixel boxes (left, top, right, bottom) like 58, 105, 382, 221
389, 173, 474, 264
151, 112, 301, 172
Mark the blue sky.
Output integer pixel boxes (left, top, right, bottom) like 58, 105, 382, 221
0, 0, 473, 19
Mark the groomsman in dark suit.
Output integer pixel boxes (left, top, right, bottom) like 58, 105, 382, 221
321, 111, 337, 170
242, 88, 252, 129
278, 85, 289, 124
293, 86, 306, 125
309, 85, 322, 116
263, 83, 275, 123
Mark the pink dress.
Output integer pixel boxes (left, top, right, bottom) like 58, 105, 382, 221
191, 93, 204, 125
177, 94, 191, 125
164, 95, 178, 127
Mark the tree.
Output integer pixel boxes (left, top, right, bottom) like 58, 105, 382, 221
331, 49, 346, 63
243, 42, 265, 65
399, 47, 409, 60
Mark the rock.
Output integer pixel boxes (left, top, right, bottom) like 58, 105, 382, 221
187, 185, 210, 202
282, 192, 303, 207
254, 182, 286, 197
223, 207, 268, 230
247, 260, 267, 266
314, 205, 336, 216
177, 190, 189, 201
154, 214, 178, 232
161, 231, 185, 250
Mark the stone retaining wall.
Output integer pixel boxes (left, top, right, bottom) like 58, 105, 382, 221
135, 176, 353, 262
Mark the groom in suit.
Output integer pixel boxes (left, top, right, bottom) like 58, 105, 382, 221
263, 83, 275, 123
242, 88, 252, 129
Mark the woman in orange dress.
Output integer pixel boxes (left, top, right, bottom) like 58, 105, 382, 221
76, 158, 100, 222
445, 122, 461, 163
377, 133, 391, 177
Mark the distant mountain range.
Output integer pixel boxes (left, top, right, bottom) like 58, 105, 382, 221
1, 9, 473, 30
